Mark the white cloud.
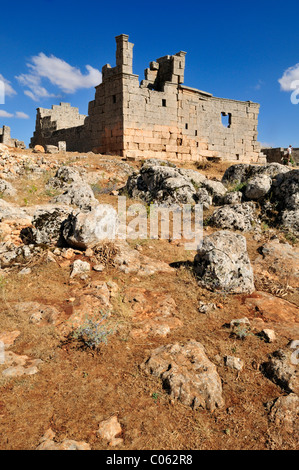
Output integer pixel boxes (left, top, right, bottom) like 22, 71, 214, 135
16, 71, 56, 101
15, 111, 30, 119
0, 74, 17, 97
0, 110, 30, 119
254, 79, 264, 91
278, 63, 299, 91
0, 110, 14, 118
16, 53, 102, 101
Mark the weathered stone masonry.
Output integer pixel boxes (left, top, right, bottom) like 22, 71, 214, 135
30, 34, 266, 164
0, 125, 25, 149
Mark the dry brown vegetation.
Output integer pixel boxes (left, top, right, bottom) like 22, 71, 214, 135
0, 150, 298, 450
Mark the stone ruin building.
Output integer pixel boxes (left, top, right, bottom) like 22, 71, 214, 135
0, 125, 25, 149
30, 34, 266, 164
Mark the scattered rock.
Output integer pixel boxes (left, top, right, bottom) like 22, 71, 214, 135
261, 342, 299, 394
36, 428, 91, 450
221, 163, 289, 187
0, 331, 21, 349
0, 179, 16, 197
97, 416, 123, 446
124, 287, 182, 338
24, 204, 72, 246
224, 356, 244, 371
18, 267, 32, 275
93, 263, 105, 272
140, 340, 224, 411
124, 164, 226, 205
70, 259, 91, 278
33, 145, 45, 153
198, 301, 216, 314
261, 329, 276, 343
266, 394, 299, 434
253, 239, 299, 288
194, 230, 255, 294
113, 241, 175, 276
45, 145, 59, 154
1, 351, 42, 377
222, 191, 243, 205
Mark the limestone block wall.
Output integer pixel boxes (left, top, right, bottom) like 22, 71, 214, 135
30, 102, 86, 148
262, 147, 299, 164
122, 77, 261, 163
30, 34, 264, 164
0, 125, 25, 148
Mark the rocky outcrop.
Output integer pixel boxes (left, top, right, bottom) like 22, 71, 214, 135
123, 162, 226, 206
47, 166, 98, 211
140, 340, 224, 411
0, 179, 16, 197
26, 205, 73, 246
221, 163, 289, 187
209, 202, 258, 232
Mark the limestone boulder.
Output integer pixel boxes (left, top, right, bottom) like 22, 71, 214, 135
261, 341, 299, 394
45, 145, 59, 154
47, 166, 85, 189
245, 174, 272, 200
140, 340, 224, 411
53, 181, 98, 211
222, 163, 289, 187
209, 202, 258, 232
280, 209, 299, 235
266, 394, 299, 433
194, 230, 255, 294
271, 169, 299, 212
0, 179, 16, 197
222, 191, 243, 205
63, 205, 119, 250
27, 204, 72, 246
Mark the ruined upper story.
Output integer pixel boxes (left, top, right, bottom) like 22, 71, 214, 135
35, 102, 86, 133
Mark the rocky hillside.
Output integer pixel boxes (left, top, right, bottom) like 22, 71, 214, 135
0, 144, 298, 450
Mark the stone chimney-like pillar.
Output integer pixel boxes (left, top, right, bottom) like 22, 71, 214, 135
2, 126, 11, 146
115, 34, 134, 75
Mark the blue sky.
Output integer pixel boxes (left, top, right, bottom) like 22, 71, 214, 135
1, 0, 299, 148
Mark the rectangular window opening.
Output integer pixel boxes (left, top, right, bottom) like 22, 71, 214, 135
185, 123, 188, 130
221, 112, 232, 128
195, 130, 198, 136
162, 99, 167, 107
112, 95, 116, 104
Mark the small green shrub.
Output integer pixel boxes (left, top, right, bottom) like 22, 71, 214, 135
72, 313, 113, 349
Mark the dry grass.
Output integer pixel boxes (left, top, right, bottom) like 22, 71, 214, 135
0, 152, 298, 450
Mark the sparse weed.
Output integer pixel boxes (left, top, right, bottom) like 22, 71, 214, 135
72, 312, 113, 349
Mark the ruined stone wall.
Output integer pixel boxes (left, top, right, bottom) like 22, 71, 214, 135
30, 34, 265, 164
121, 53, 262, 163
262, 147, 299, 164
0, 125, 25, 148
30, 102, 86, 149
